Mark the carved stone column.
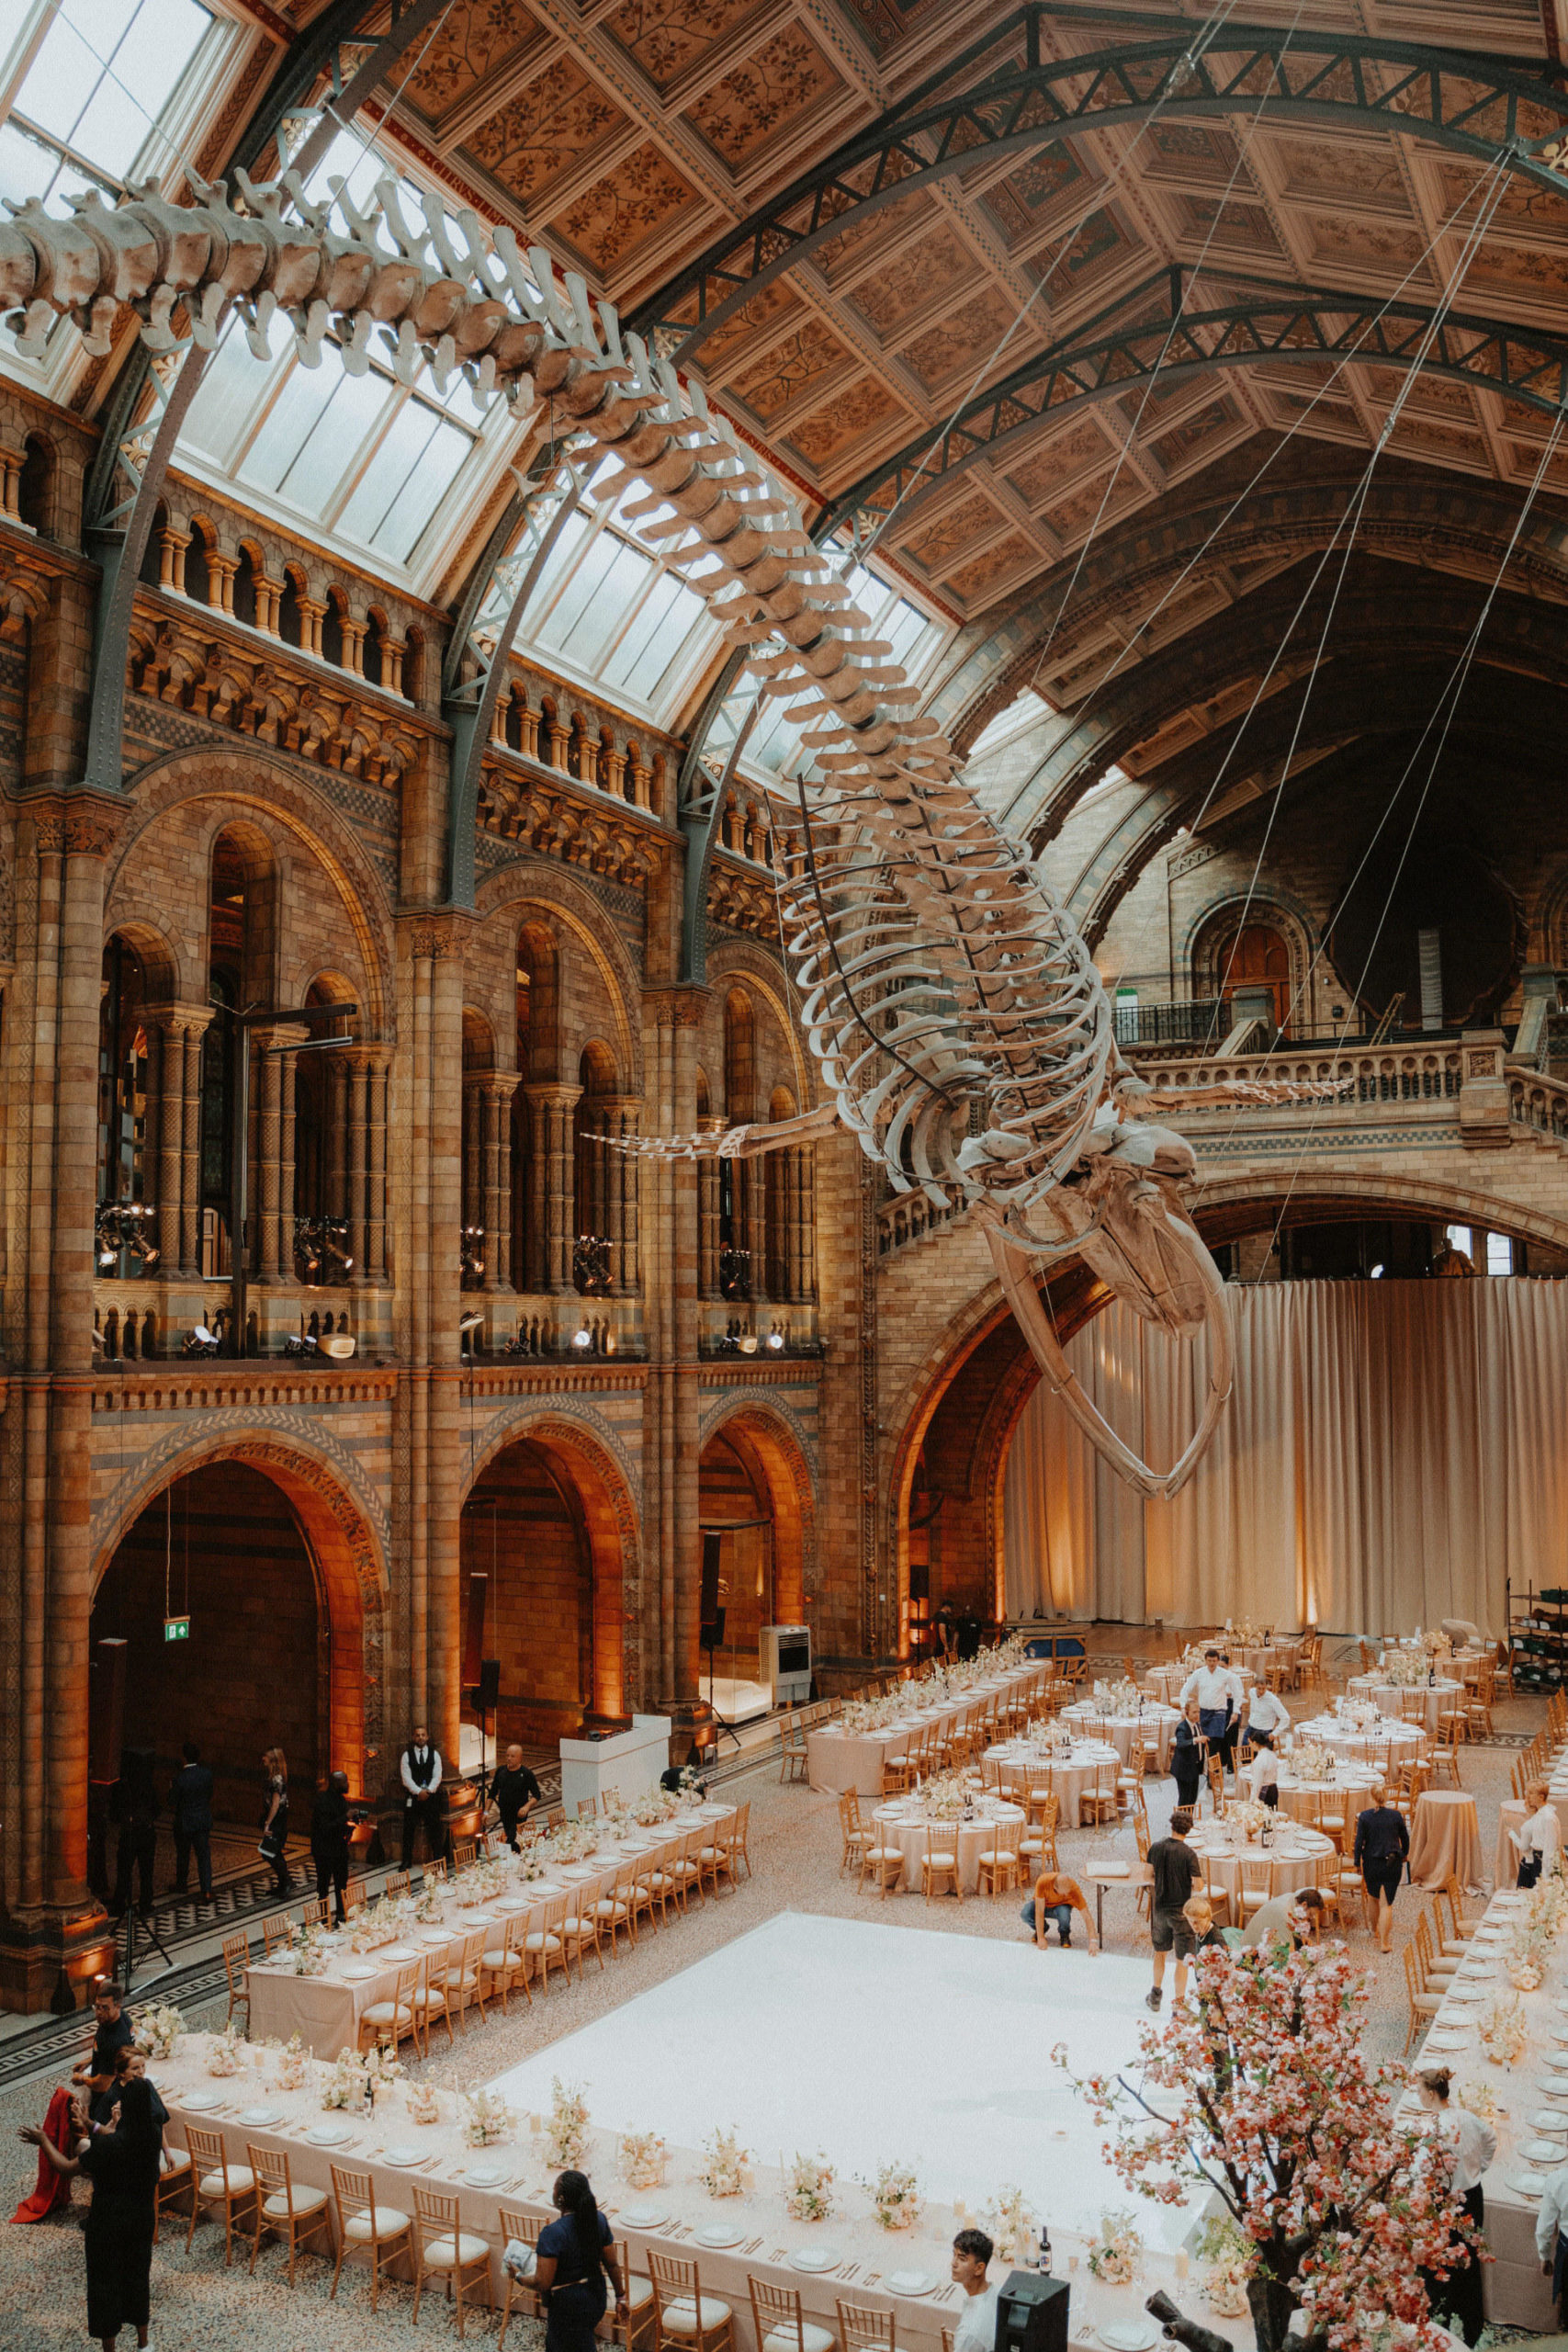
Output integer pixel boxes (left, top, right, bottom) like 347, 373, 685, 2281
346, 1047, 372, 1286
601, 1095, 642, 1293
368, 1046, 390, 1283
326, 1055, 348, 1221
743, 1155, 767, 1303
696, 1113, 723, 1298
276, 1024, 307, 1283
482, 1073, 518, 1293
799, 1142, 818, 1301
524, 1082, 581, 1294
462, 1077, 483, 1248
180, 1015, 209, 1274
153, 1010, 186, 1275
253, 1026, 285, 1282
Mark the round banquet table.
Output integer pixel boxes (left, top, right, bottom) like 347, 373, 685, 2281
1407, 1788, 1483, 1890
1143, 1662, 1256, 1705
872, 1799, 1027, 1894
1234, 1640, 1302, 1680
1060, 1702, 1180, 1770
1273, 1765, 1381, 1826
1297, 1713, 1421, 1764
1186, 1823, 1334, 1905
1347, 1674, 1462, 1731
984, 1739, 1121, 1826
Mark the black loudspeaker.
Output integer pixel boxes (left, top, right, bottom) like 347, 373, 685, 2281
478, 1657, 501, 1710
996, 2273, 1070, 2352
700, 1532, 723, 1624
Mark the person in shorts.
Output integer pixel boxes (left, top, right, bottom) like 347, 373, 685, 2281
1145, 1806, 1202, 2010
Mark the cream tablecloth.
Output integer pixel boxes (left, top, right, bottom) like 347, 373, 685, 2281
983, 1739, 1121, 1826
871, 1800, 1027, 1894
248, 1805, 736, 2053
1186, 1824, 1334, 1905
146, 2033, 1237, 2351
1273, 1766, 1380, 1826
1060, 1702, 1180, 1770
1347, 1675, 1462, 1731
1406, 1788, 1483, 1889
1296, 1713, 1421, 1765
805, 1664, 1048, 1795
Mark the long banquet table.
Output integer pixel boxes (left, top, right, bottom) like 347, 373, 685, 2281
805, 1660, 1050, 1795
146, 2033, 1252, 2351
248, 1804, 738, 2054
1059, 1701, 1180, 1771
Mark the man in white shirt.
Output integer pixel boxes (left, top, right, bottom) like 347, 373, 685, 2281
1243, 1740, 1280, 1807
1537, 2150, 1568, 2325
1243, 1685, 1291, 1750
1179, 1648, 1245, 1776
400, 1724, 449, 1870
951, 2227, 999, 2352
1512, 1780, 1563, 1889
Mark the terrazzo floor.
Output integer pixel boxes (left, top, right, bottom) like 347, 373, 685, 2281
0, 1684, 1540, 2350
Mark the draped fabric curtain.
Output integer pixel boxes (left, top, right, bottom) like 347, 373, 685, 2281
1001, 1281, 1568, 1637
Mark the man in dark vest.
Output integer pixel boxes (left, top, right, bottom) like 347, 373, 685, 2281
400, 1724, 449, 1870
170, 1739, 215, 1902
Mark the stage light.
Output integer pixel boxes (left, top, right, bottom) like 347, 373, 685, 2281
766, 1331, 784, 1350
739, 1334, 759, 1354
1371, 1263, 1384, 1278
572, 1325, 592, 1349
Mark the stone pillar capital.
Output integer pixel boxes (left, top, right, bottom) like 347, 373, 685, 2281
523, 1080, 584, 1111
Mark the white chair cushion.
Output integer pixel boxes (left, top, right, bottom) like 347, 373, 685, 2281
263, 2186, 329, 2219
765, 2325, 835, 2352
662, 2297, 733, 2334
525, 1930, 561, 1951
594, 1899, 627, 1920
345, 2208, 409, 2242
424, 2231, 491, 2268
561, 1917, 592, 1936
481, 1948, 520, 1971
698, 1848, 722, 1862
362, 2000, 412, 2027
412, 1988, 447, 2007
161, 2149, 192, 2174
199, 2165, 254, 2197
445, 1968, 479, 1990
865, 1846, 902, 1863
627, 2278, 653, 2311
922, 1850, 957, 1868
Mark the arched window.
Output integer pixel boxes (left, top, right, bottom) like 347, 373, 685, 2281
764, 1084, 796, 1301
514, 925, 561, 1292
278, 571, 304, 649
232, 546, 259, 628
97, 935, 150, 1214
720, 989, 756, 1297
201, 826, 278, 1272
363, 610, 387, 689
573, 1042, 617, 1295
18, 435, 53, 535
321, 590, 345, 669
184, 524, 212, 607
293, 977, 357, 1284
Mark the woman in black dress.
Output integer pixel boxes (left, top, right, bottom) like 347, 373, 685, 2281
260, 1745, 290, 1896
1353, 1791, 1410, 1953
1170, 1704, 1204, 1813
533, 2169, 629, 2352
20, 2075, 163, 2350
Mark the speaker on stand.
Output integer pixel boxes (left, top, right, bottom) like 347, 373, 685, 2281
466, 1657, 501, 1810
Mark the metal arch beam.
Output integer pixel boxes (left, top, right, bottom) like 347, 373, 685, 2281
622, 8, 1568, 363
77, 0, 457, 798
811, 272, 1568, 547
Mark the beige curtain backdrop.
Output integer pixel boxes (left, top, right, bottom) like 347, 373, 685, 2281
1001, 1281, 1568, 1635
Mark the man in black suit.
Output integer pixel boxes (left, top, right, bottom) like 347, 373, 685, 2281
310, 1770, 356, 1924
170, 1739, 215, 1902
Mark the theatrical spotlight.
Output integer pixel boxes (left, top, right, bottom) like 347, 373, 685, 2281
572, 1325, 593, 1349
766, 1330, 784, 1351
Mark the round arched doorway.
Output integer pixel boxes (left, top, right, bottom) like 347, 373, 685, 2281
458, 1428, 630, 1753
87, 1463, 328, 1901
696, 1412, 814, 1717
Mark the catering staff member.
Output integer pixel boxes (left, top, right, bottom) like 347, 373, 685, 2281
491, 1745, 544, 1851
400, 1724, 450, 1870
1243, 1737, 1280, 1808
1180, 1648, 1244, 1777
1537, 2147, 1568, 2327
1243, 1684, 1291, 1750
1512, 1780, 1562, 1889
1417, 2066, 1494, 2346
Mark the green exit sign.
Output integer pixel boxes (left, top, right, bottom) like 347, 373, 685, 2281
164, 1616, 190, 1643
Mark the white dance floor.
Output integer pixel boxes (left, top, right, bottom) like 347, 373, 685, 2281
488, 1909, 1194, 2247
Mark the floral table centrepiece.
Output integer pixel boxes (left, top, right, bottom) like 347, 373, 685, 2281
414, 1887, 445, 1925
1290, 1741, 1337, 1782
546, 2077, 592, 2168
619, 2131, 668, 2189
981, 2186, 1037, 2265
406, 2081, 441, 2127
131, 2001, 184, 2060
463, 2088, 515, 2147
276, 2033, 309, 2093
1532, 1872, 1568, 1928
1089, 1678, 1144, 1718
861, 2159, 922, 2232
322, 2050, 370, 2110
784, 2152, 836, 2222
205, 2022, 244, 2077
1506, 1917, 1547, 1989
1453, 2078, 1505, 2128
696, 2126, 751, 2199
1478, 1992, 1528, 2065
291, 1920, 330, 1977
1193, 2215, 1253, 2317
1227, 1799, 1271, 1847
1087, 2210, 1141, 2285
1064, 1939, 1478, 2352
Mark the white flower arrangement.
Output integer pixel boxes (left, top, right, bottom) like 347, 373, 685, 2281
205, 2022, 245, 2077
365, 2041, 404, 2094
1087, 2209, 1142, 2285
276, 2034, 309, 2093
1531, 1873, 1568, 1932
981, 2186, 1037, 2264
620, 2131, 668, 2189
1452, 2078, 1504, 2127
405, 2081, 441, 2126
1227, 1800, 1271, 1847
463, 2088, 515, 2147
291, 1921, 330, 1976
1193, 2215, 1252, 2315
131, 2001, 184, 2060
1506, 1918, 1549, 1988
1290, 1741, 1337, 1783
785, 2152, 836, 2222
1478, 1992, 1528, 2066
1091, 1678, 1144, 1720
634, 1792, 680, 1827
414, 1887, 446, 1924
322, 2050, 370, 2110
696, 2125, 751, 2199
860, 2158, 922, 2232
546, 2077, 592, 2168
914, 1772, 971, 1822
461, 1858, 508, 1904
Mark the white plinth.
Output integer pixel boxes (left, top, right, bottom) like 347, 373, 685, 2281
559, 1713, 671, 1818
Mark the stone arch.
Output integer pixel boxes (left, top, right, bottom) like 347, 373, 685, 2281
474, 867, 643, 1091
705, 940, 813, 1105
698, 1394, 818, 1623
1185, 891, 1318, 1033
89, 1428, 391, 1787
110, 752, 394, 1036
459, 1405, 643, 1719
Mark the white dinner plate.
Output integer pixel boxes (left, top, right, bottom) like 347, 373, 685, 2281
465, 1915, 498, 1929
467, 2165, 507, 2189
1102, 2326, 1160, 2352
1528, 2141, 1567, 2163
238, 2105, 280, 2126
1508, 2172, 1547, 2197
619, 2206, 668, 2230
182, 2090, 221, 2111
559, 1866, 594, 1881
384, 2145, 423, 2167
886, 2270, 937, 2296
791, 2246, 841, 2273
694, 2222, 744, 2249
1444, 1989, 1488, 2005
380, 1946, 419, 1963
1532, 2112, 1568, 2132
339, 1964, 377, 1982
308, 2123, 352, 2146
418, 1930, 449, 1946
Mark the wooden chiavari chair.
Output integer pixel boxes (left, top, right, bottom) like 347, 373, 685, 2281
648, 2247, 736, 2352
185, 2121, 257, 2265
523, 1892, 569, 1994
1402, 1940, 1441, 2053
247, 2142, 332, 2282
221, 1929, 251, 2030
382, 1871, 411, 1897
919, 1823, 962, 1903
479, 1909, 531, 2012
779, 1713, 809, 1783
411, 1949, 455, 2056
750, 2274, 839, 2352
342, 1877, 367, 1913
837, 2301, 895, 2352
1430, 1714, 1465, 1787
330, 2163, 413, 2311
262, 1914, 292, 1959
411, 2183, 492, 2335
357, 1961, 419, 2057
299, 1894, 330, 1929
976, 1817, 1023, 1896
444, 1922, 490, 2028
497, 2209, 543, 2352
